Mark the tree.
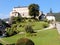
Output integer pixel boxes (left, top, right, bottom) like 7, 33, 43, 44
28, 4, 39, 19
5, 24, 19, 37
2, 20, 11, 27
25, 24, 34, 33
16, 38, 35, 45
0, 43, 3, 45
11, 16, 22, 24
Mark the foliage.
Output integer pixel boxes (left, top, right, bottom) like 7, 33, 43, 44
44, 19, 48, 22
6, 43, 15, 45
0, 19, 10, 27
11, 16, 22, 24
12, 21, 49, 32
6, 28, 13, 36
2, 29, 60, 45
2, 20, 11, 27
54, 13, 60, 22
16, 38, 35, 45
25, 33, 37, 37
5, 24, 19, 37
25, 24, 34, 33
0, 43, 3, 45
42, 22, 49, 28
28, 4, 39, 19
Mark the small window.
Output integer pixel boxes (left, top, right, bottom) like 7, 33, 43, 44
15, 13, 16, 16
23, 14, 24, 16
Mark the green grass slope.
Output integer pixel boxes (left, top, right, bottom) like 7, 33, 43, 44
1, 29, 60, 45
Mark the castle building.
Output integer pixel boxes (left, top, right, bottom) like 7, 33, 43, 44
10, 6, 41, 18
46, 8, 55, 22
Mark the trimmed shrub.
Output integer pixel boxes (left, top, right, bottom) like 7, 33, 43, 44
6, 43, 15, 45
11, 16, 22, 24
44, 19, 48, 22
25, 24, 34, 33
43, 22, 49, 28
28, 19, 32, 22
0, 43, 3, 45
16, 38, 35, 45
5, 27, 19, 37
5, 28, 13, 36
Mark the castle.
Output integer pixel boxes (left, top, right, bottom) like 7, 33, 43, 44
10, 6, 55, 24
10, 6, 42, 18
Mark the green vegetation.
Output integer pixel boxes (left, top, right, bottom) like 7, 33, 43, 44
1, 3, 60, 45
54, 13, 60, 22
0, 43, 3, 45
4, 16, 49, 37
25, 24, 34, 33
0, 19, 10, 27
1, 29, 60, 45
5, 16, 49, 37
11, 21, 49, 32
5, 27, 19, 37
28, 4, 39, 19
16, 38, 34, 45
11, 16, 22, 24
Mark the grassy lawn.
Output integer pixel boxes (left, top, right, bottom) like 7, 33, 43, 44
14, 21, 49, 32
1, 29, 60, 45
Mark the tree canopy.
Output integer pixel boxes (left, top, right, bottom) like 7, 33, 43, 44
28, 4, 39, 19
16, 38, 35, 45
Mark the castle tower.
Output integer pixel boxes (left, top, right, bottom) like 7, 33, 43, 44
50, 8, 53, 14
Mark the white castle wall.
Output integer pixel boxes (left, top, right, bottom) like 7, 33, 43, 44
10, 6, 41, 18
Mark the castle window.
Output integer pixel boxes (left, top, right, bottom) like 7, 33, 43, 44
23, 14, 24, 16
15, 13, 16, 16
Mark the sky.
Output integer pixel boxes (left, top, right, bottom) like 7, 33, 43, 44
0, 0, 60, 19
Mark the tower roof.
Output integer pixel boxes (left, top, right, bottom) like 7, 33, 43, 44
47, 8, 53, 16
14, 6, 28, 8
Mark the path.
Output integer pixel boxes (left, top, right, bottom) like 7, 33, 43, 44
0, 38, 6, 43
36, 24, 55, 32
19, 23, 55, 34
0, 38, 9, 44
56, 22, 60, 34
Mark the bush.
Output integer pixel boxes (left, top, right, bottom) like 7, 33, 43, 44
16, 38, 35, 45
44, 19, 48, 22
28, 19, 32, 22
25, 24, 34, 33
5, 28, 13, 36
5, 27, 19, 37
43, 22, 49, 28
11, 16, 22, 24
6, 43, 15, 45
0, 43, 3, 45
25, 33, 37, 37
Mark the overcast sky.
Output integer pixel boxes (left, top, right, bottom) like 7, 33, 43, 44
0, 0, 60, 19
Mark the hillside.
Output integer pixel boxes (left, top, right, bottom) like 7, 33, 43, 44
53, 13, 60, 22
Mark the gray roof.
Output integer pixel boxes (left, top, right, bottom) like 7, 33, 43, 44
14, 6, 28, 8
47, 13, 54, 16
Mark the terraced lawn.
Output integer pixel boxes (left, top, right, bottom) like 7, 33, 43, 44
1, 29, 60, 45
15, 21, 49, 32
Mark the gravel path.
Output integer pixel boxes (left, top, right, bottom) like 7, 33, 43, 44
36, 24, 55, 32
56, 22, 60, 34
0, 38, 10, 44
19, 24, 55, 34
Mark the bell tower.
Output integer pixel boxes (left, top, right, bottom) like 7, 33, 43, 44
50, 8, 53, 14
